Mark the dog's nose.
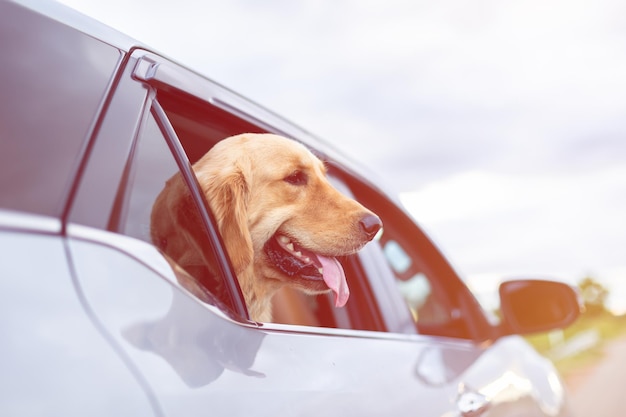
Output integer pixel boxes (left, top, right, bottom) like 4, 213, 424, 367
359, 214, 382, 240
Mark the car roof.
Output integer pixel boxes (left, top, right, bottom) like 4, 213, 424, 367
14, 0, 142, 53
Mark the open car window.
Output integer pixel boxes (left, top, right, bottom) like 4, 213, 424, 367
159, 92, 387, 331
106, 84, 390, 331
105, 58, 488, 338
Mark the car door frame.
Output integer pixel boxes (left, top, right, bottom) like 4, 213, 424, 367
64, 46, 493, 341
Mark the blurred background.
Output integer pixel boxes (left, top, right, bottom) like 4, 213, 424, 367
59, 0, 626, 413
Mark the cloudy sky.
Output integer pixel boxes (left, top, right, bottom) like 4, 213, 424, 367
59, 0, 626, 311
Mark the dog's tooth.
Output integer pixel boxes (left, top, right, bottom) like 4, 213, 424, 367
278, 235, 291, 244
294, 251, 302, 257
286, 243, 294, 251
301, 256, 310, 263
318, 268, 324, 274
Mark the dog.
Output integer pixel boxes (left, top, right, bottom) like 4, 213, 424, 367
151, 133, 382, 322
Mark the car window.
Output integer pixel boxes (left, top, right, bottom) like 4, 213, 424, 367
337, 172, 489, 339
110, 87, 388, 331
81, 76, 479, 337
379, 216, 471, 338
112, 104, 245, 319
118, 113, 178, 242
304, 174, 458, 335
381, 237, 454, 329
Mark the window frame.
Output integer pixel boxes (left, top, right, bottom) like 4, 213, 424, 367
144, 92, 389, 331
73, 49, 491, 339
129, 55, 393, 332
129, 52, 463, 335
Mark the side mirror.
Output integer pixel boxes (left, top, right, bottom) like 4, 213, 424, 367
499, 279, 582, 336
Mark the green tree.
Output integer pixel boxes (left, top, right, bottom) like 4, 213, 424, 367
578, 276, 609, 316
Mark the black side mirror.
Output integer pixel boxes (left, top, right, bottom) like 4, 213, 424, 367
499, 279, 582, 336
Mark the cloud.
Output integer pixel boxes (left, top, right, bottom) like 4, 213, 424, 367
400, 167, 626, 278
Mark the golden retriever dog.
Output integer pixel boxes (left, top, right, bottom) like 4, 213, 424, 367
151, 133, 382, 322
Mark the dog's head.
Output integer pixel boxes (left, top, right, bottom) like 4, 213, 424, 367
195, 133, 382, 314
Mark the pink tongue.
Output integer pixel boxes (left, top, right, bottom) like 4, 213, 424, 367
318, 256, 349, 307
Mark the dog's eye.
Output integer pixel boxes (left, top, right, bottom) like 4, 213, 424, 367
284, 170, 308, 186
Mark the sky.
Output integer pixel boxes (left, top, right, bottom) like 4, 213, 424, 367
58, 0, 626, 312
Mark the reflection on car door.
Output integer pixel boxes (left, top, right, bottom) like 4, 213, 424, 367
0, 221, 155, 416
68, 228, 488, 416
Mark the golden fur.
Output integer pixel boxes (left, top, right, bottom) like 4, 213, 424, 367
151, 133, 381, 322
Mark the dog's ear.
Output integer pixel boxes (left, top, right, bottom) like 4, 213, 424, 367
205, 169, 253, 275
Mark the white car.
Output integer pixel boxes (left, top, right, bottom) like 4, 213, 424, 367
0, 1, 581, 416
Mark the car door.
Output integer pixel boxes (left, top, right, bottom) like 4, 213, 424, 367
0, 4, 163, 414
65, 50, 568, 417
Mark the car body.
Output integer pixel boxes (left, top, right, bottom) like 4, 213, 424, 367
0, 1, 581, 416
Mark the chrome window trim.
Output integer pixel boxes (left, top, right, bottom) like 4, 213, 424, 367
260, 321, 476, 345
0, 209, 62, 234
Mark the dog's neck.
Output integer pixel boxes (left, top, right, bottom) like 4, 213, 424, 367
237, 265, 279, 323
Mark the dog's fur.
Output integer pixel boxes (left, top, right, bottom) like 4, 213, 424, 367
151, 133, 381, 322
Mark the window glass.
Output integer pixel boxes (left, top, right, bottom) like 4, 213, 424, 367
121, 115, 178, 241
116, 109, 239, 316
383, 240, 412, 274
382, 238, 451, 327
336, 171, 476, 337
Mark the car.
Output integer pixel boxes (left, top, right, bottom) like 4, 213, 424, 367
0, 1, 582, 416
